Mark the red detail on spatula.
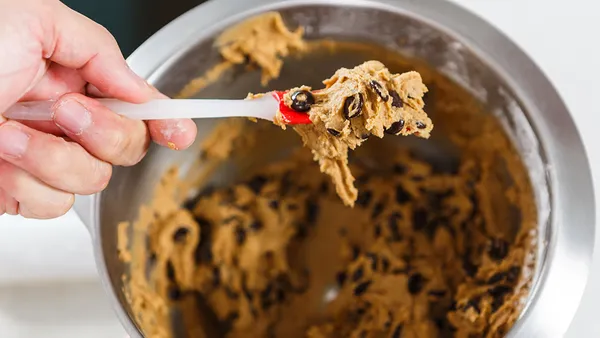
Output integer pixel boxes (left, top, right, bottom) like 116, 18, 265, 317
272, 91, 312, 125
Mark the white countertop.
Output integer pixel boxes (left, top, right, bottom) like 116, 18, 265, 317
1, 0, 598, 337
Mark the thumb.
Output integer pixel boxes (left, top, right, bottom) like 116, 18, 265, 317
42, 1, 154, 103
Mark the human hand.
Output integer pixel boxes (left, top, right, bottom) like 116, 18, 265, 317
0, 0, 197, 219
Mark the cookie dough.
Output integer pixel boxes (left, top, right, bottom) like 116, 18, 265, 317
118, 12, 536, 338
272, 61, 432, 206
176, 12, 305, 98
121, 144, 533, 338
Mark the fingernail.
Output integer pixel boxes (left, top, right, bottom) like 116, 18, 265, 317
0, 124, 29, 158
53, 99, 92, 135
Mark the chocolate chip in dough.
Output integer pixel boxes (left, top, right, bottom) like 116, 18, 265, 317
352, 267, 365, 282
381, 258, 391, 272
371, 201, 385, 220
361, 134, 370, 140
172, 227, 190, 242
249, 221, 263, 231
385, 120, 405, 135
395, 185, 411, 204
506, 266, 521, 283
488, 238, 510, 261
428, 289, 447, 298
412, 208, 428, 231
247, 175, 268, 194
353, 281, 373, 296
369, 80, 389, 102
387, 213, 403, 242
390, 90, 404, 108
305, 200, 320, 224
352, 245, 361, 260
327, 128, 341, 136
336, 271, 347, 287
391, 324, 403, 338
343, 93, 364, 119
166, 261, 176, 282
168, 285, 183, 301
416, 121, 427, 129
407, 273, 426, 294
290, 90, 315, 112
235, 226, 247, 245
356, 189, 373, 208
374, 224, 382, 238
268, 200, 279, 209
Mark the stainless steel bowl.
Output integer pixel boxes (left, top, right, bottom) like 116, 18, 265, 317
73, 0, 595, 337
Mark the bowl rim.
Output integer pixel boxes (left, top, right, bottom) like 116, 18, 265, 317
87, 0, 595, 337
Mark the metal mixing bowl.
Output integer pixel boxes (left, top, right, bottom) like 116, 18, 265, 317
73, 0, 595, 337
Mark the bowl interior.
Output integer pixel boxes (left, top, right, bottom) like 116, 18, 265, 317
98, 3, 550, 336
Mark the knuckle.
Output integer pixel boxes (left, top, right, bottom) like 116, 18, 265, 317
89, 161, 112, 193
105, 127, 146, 166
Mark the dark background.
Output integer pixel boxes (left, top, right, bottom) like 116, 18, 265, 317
61, 0, 209, 57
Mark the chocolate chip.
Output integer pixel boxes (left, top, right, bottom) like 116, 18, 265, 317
462, 259, 478, 277
416, 121, 427, 129
412, 208, 428, 231
166, 261, 176, 282
381, 258, 390, 272
336, 271, 347, 287
343, 93, 364, 119
356, 190, 373, 208
173, 227, 189, 242
374, 224, 382, 238
319, 181, 329, 194
487, 271, 507, 284
390, 90, 403, 108
290, 90, 315, 112
327, 128, 341, 136
353, 281, 372, 296
489, 285, 512, 312
247, 175, 268, 194
295, 223, 309, 239
507, 266, 521, 283
392, 165, 406, 177
305, 200, 320, 224
371, 202, 385, 220
385, 120, 405, 135
392, 268, 408, 275
488, 285, 512, 298
168, 285, 183, 301
369, 80, 389, 102
269, 200, 279, 209
428, 289, 447, 298
249, 221, 263, 231
212, 267, 220, 287
352, 267, 365, 282
488, 238, 510, 261
276, 288, 286, 303
361, 134, 370, 140
235, 226, 247, 245
365, 253, 377, 271
387, 213, 402, 242
407, 273, 426, 294
352, 246, 361, 260
391, 324, 403, 338
395, 185, 411, 204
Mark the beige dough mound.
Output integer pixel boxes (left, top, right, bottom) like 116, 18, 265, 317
274, 61, 432, 206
